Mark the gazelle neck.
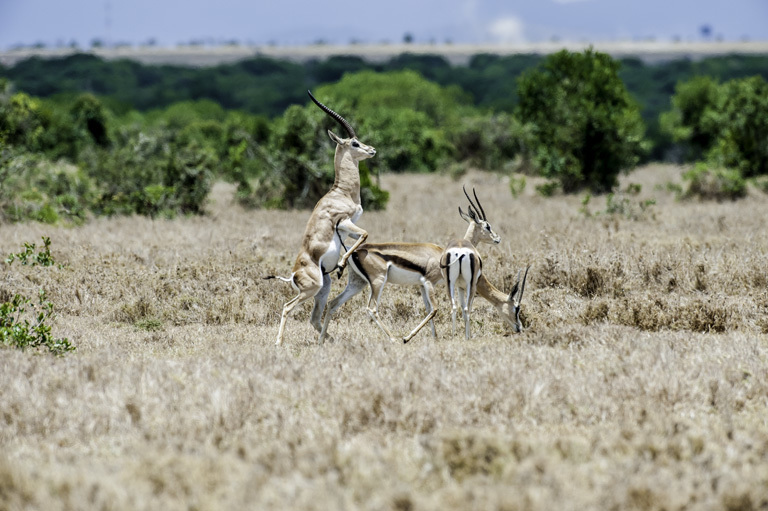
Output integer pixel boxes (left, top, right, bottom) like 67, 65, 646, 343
463, 223, 483, 246
332, 146, 361, 203
476, 275, 507, 307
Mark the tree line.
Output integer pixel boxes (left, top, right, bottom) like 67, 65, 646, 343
1, 50, 767, 223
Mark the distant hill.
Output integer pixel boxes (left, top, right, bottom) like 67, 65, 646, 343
3, 40, 768, 68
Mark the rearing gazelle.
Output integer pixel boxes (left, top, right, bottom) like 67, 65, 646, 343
440, 187, 500, 339
266, 91, 375, 346
319, 187, 528, 343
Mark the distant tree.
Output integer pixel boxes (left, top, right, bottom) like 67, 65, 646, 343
517, 49, 647, 193
659, 76, 721, 161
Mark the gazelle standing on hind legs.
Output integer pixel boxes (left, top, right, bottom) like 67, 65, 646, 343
440, 186, 501, 340
319, 186, 529, 343
265, 91, 376, 346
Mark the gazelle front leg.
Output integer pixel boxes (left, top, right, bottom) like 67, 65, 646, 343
336, 218, 368, 271
402, 278, 437, 344
366, 273, 400, 343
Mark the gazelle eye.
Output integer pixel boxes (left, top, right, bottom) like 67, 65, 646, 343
352, 141, 360, 148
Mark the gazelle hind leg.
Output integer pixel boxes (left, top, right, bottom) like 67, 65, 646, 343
275, 268, 322, 346
309, 273, 332, 333
319, 270, 368, 344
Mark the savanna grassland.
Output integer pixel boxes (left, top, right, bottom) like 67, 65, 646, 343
2, 165, 768, 511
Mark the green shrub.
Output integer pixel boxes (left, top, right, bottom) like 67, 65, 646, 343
0, 289, 74, 356
659, 76, 721, 161
662, 75, 768, 180
2, 238, 72, 355
516, 49, 647, 193
5, 236, 59, 267
0, 151, 96, 223
709, 76, 768, 178
682, 162, 746, 201
451, 113, 534, 172
81, 127, 214, 217
70, 93, 110, 146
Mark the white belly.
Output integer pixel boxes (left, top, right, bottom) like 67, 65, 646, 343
386, 264, 425, 286
319, 235, 343, 273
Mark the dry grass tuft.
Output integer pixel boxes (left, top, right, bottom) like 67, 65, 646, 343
1, 165, 768, 509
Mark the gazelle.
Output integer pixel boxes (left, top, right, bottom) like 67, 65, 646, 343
319, 187, 524, 343
440, 187, 501, 339
266, 91, 375, 346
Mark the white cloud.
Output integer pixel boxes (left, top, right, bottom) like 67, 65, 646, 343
488, 16, 526, 43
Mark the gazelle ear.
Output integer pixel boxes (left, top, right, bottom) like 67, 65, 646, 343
327, 130, 344, 145
508, 284, 519, 302
458, 206, 473, 224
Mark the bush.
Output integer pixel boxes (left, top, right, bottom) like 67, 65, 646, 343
81, 126, 214, 217
709, 76, 768, 178
0, 290, 74, 355
0, 151, 96, 223
661, 75, 768, 181
659, 76, 721, 161
682, 162, 746, 201
516, 49, 647, 193
451, 113, 534, 172
2, 239, 73, 356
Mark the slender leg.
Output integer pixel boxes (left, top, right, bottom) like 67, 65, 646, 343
319, 270, 368, 343
276, 267, 322, 346
310, 273, 332, 332
366, 271, 398, 342
420, 280, 437, 339
403, 280, 437, 344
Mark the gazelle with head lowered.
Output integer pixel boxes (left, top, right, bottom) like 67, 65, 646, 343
319, 186, 528, 343
266, 91, 375, 346
440, 186, 500, 340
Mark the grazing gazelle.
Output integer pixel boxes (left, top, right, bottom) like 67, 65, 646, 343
440, 187, 500, 340
319, 187, 522, 343
265, 91, 376, 346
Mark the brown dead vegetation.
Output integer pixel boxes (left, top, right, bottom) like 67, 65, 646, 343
1, 164, 768, 510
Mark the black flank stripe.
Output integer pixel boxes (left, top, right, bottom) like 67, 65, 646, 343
469, 253, 476, 281
373, 252, 426, 276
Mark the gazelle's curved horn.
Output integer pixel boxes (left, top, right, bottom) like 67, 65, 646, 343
462, 185, 483, 221
307, 90, 356, 139
518, 266, 530, 303
473, 187, 487, 221
509, 270, 521, 301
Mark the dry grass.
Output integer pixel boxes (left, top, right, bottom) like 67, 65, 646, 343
1, 164, 768, 511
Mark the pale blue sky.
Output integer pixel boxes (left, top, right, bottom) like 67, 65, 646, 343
1, 0, 767, 50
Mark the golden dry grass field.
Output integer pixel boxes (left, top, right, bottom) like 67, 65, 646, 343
1, 164, 768, 510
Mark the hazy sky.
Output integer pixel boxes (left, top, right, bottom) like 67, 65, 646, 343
1, 0, 767, 50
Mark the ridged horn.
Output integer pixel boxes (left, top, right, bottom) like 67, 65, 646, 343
518, 266, 530, 304
307, 90, 356, 139
463, 185, 486, 221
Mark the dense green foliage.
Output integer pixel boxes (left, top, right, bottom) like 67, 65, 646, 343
663, 75, 768, 199
516, 49, 647, 193
2, 49, 767, 221
4, 51, 767, 158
